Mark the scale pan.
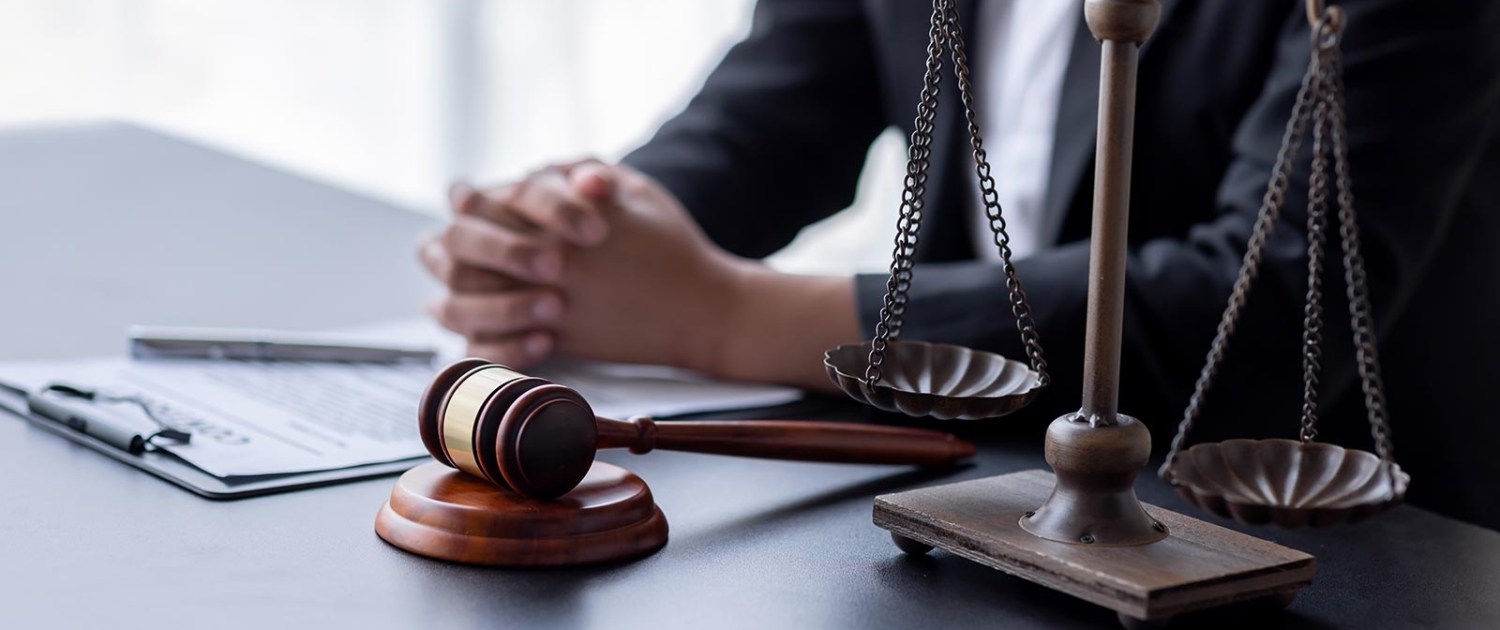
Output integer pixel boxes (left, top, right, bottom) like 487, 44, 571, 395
824, 340, 1042, 420
1166, 438, 1409, 527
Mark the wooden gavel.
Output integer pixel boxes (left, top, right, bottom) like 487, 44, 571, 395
419, 359, 977, 500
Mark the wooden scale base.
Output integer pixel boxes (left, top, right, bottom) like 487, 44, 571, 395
376, 462, 668, 567
874, 470, 1313, 627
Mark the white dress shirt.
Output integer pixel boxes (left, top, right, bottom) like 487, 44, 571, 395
968, 0, 1080, 262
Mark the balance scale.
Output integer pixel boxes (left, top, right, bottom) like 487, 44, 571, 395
821, 1, 1408, 627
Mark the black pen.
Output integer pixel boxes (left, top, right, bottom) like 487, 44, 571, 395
25, 392, 153, 454
16, 382, 193, 455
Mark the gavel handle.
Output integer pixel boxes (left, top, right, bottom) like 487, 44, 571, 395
594, 417, 976, 467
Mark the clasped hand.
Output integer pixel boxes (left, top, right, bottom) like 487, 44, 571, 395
420, 160, 857, 390
419, 160, 744, 373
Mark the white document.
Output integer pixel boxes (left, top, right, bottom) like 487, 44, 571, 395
0, 319, 803, 478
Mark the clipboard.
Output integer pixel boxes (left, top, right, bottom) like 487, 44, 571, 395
0, 356, 442, 500
0, 396, 423, 500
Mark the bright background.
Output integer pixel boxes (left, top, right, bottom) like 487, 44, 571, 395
0, 0, 904, 273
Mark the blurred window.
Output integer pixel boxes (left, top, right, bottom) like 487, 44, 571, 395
0, 0, 897, 273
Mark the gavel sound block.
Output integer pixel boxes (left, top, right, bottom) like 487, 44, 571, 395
375, 359, 976, 567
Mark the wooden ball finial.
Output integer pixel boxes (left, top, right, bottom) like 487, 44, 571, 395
1085, 0, 1161, 44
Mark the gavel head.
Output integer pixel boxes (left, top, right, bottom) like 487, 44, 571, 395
418, 359, 599, 500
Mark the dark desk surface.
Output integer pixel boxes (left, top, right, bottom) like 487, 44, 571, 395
1, 123, 1496, 630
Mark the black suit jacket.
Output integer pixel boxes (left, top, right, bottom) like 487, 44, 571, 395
623, 0, 1500, 529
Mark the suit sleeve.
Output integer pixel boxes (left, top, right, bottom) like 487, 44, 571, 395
620, 0, 886, 259
857, 0, 1500, 426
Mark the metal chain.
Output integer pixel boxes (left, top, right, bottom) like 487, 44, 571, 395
1327, 52, 1396, 463
940, 1, 1051, 387
1159, 16, 1332, 479
1299, 84, 1334, 443
867, 0, 946, 384
867, 0, 1053, 387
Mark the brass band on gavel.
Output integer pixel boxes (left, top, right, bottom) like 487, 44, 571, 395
440, 364, 527, 480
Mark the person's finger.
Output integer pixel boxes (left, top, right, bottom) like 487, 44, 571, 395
425, 290, 565, 336
449, 181, 481, 215
442, 214, 563, 283
451, 180, 535, 231
549, 157, 605, 178
466, 332, 555, 369
450, 163, 611, 242
509, 168, 609, 246
418, 232, 515, 292
568, 161, 616, 203
417, 230, 453, 280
